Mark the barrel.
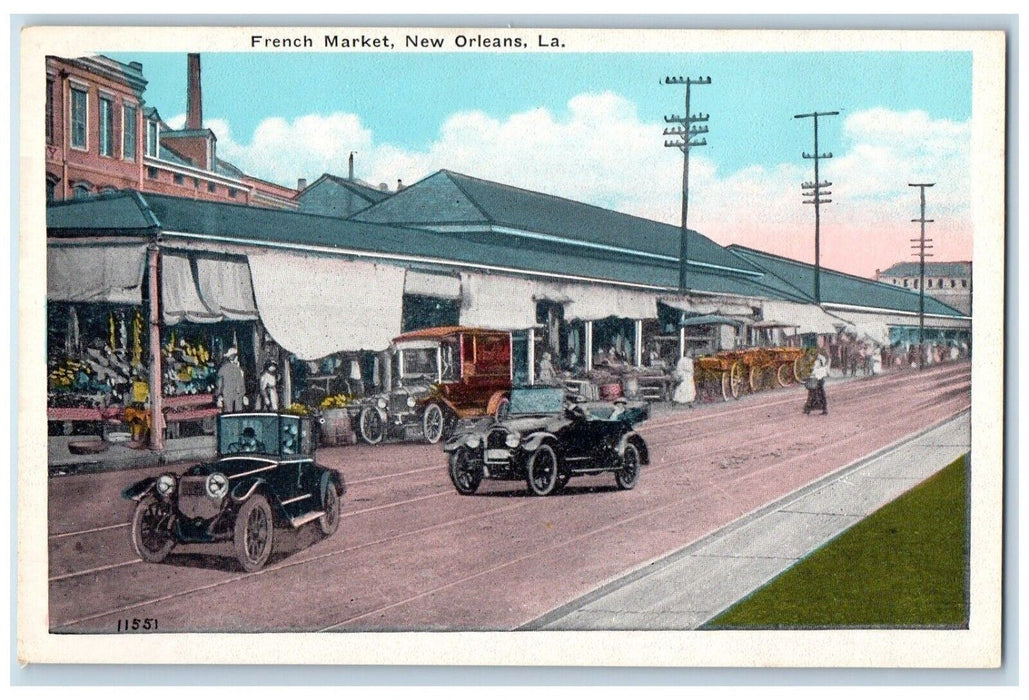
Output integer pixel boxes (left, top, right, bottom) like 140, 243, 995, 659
320, 408, 356, 446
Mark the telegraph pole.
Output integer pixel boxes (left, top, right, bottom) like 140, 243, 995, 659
909, 183, 935, 370
664, 75, 711, 293
794, 110, 838, 303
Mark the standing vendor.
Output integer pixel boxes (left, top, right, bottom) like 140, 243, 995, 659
215, 347, 247, 412
259, 361, 280, 412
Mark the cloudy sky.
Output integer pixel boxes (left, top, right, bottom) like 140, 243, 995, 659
112, 49, 973, 278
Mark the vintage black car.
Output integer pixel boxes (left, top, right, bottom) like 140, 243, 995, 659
122, 413, 345, 572
443, 386, 650, 496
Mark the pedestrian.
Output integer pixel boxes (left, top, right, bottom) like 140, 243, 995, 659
804, 349, 830, 415
537, 351, 559, 386
259, 361, 279, 412
215, 347, 247, 412
672, 353, 696, 406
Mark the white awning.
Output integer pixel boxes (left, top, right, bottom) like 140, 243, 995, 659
459, 272, 537, 331
196, 256, 259, 321
659, 295, 754, 317
249, 251, 406, 358
761, 300, 843, 335
404, 269, 462, 299
47, 241, 147, 304
162, 253, 220, 324
536, 282, 657, 321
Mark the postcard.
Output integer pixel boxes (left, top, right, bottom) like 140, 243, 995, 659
17, 23, 1005, 668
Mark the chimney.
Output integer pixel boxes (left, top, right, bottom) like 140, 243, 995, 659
397, 179, 404, 191
297, 178, 307, 191
186, 54, 203, 130
348, 152, 355, 180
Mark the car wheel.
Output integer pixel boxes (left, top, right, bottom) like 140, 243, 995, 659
423, 403, 446, 444
615, 443, 641, 490
358, 406, 384, 445
526, 444, 560, 496
234, 494, 274, 572
318, 483, 341, 536
130, 495, 175, 563
448, 448, 482, 495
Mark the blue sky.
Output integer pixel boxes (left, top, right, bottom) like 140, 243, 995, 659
108, 49, 974, 275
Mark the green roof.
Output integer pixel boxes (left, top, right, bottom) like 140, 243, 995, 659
728, 245, 967, 318
45, 191, 804, 302
352, 170, 760, 276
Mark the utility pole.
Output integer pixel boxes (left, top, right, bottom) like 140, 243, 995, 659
664, 75, 711, 293
909, 183, 935, 370
794, 110, 839, 303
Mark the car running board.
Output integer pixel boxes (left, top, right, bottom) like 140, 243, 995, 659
289, 511, 325, 528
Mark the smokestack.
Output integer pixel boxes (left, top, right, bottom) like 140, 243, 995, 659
297, 178, 307, 191
186, 54, 203, 130
348, 152, 355, 180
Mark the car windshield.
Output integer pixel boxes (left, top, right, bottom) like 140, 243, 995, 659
508, 387, 565, 416
219, 414, 296, 456
400, 346, 439, 381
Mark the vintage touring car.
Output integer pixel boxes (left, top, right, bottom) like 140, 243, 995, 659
122, 412, 345, 572
443, 386, 650, 496
354, 326, 512, 445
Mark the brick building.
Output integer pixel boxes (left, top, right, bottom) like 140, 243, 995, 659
46, 53, 297, 209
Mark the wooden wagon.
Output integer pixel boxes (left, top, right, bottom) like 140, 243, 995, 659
695, 347, 818, 401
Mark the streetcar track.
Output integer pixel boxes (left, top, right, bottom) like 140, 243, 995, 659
47, 367, 969, 585
53, 397, 970, 630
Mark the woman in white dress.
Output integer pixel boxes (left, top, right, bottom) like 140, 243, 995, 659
672, 354, 696, 405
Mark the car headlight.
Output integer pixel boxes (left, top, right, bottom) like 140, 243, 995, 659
155, 474, 176, 498
464, 434, 481, 449
505, 433, 520, 448
377, 397, 387, 409
205, 472, 229, 499
406, 396, 416, 408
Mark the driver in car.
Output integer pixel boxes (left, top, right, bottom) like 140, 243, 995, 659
239, 426, 260, 452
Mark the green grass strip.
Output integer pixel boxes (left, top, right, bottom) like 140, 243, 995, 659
703, 453, 970, 629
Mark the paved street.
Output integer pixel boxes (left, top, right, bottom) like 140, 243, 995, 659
48, 362, 970, 633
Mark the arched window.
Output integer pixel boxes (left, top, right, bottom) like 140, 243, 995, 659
72, 182, 92, 200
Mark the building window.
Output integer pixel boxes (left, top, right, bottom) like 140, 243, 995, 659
147, 166, 158, 179
951, 279, 956, 288
173, 173, 184, 185
99, 96, 114, 157
207, 182, 216, 194
46, 77, 54, 145
123, 104, 137, 161
914, 279, 919, 289
194, 178, 200, 188
70, 86, 88, 150
46, 177, 58, 202
72, 182, 91, 199
927, 279, 933, 288
146, 120, 159, 157
938, 278, 944, 288
892, 278, 898, 285
903, 279, 909, 288
228, 188, 238, 198
962, 279, 968, 288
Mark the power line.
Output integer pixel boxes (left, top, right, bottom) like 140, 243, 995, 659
663, 75, 711, 293
794, 110, 839, 304
909, 182, 935, 370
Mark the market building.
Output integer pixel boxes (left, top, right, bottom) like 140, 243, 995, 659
45, 168, 970, 462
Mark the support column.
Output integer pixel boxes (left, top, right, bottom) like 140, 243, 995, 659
634, 319, 643, 367
527, 327, 536, 385
679, 325, 686, 359
585, 321, 594, 372
147, 245, 165, 450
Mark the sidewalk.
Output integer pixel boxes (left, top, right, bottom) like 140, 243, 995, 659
525, 409, 971, 630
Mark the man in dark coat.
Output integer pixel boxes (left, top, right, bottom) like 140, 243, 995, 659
216, 347, 246, 412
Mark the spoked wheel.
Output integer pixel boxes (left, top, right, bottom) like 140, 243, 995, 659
318, 482, 341, 536
720, 371, 732, 402
749, 364, 763, 392
526, 444, 560, 496
777, 363, 794, 387
422, 403, 446, 444
358, 406, 384, 445
794, 354, 814, 383
234, 494, 274, 572
615, 443, 641, 490
130, 495, 175, 563
729, 362, 745, 399
448, 448, 482, 495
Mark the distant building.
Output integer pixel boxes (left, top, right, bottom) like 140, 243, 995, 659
296, 173, 392, 218
875, 261, 972, 315
46, 53, 297, 209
